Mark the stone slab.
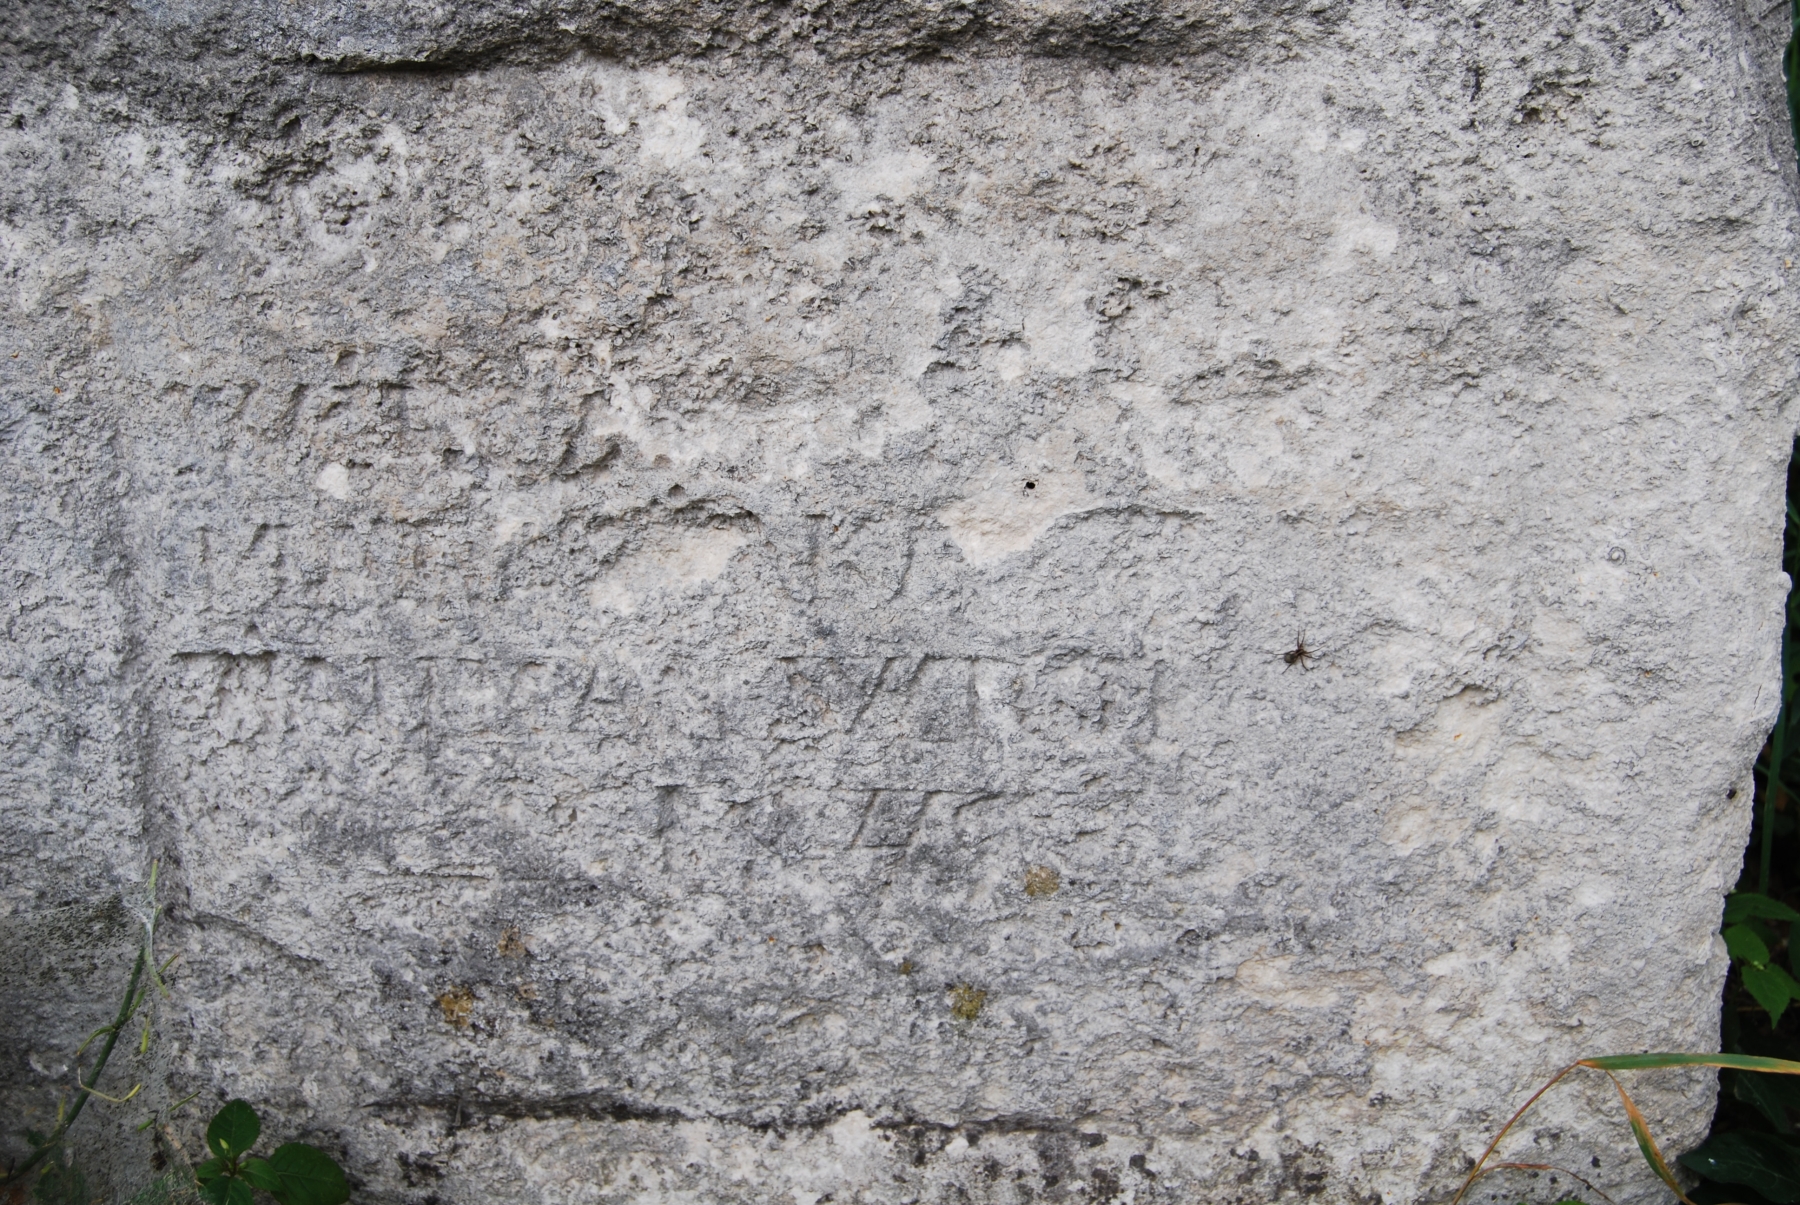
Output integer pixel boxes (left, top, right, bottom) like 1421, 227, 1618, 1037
3, 0, 1799, 1200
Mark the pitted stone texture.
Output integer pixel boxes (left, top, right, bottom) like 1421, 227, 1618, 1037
3, 0, 1797, 1201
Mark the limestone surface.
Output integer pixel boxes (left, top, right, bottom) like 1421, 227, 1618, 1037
4, 0, 1799, 1201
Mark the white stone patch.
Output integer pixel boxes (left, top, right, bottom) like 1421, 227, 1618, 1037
1326, 211, 1400, 268
1394, 687, 1505, 785
1022, 282, 1096, 378
1233, 956, 1367, 1009
1204, 848, 1260, 895
314, 462, 350, 500
852, 379, 933, 459
827, 1110, 879, 1159
935, 437, 1102, 566
1383, 688, 1508, 853
1113, 380, 1188, 489
589, 526, 748, 614
1379, 806, 1442, 855
996, 344, 1027, 381
490, 482, 581, 545
834, 147, 937, 213
1479, 746, 1571, 828
638, 71, 706, 165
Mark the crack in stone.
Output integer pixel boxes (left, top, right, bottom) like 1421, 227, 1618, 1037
364, 1092, 1112, 1142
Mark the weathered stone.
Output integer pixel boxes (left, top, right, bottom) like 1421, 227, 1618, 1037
3, 0, 1797, 1200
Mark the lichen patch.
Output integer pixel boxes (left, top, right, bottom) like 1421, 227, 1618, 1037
436, 986, 475, 1028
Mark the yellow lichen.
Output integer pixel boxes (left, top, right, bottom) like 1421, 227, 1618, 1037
950, 983, 987, 1021
437, 986, 475, 1028
1023, 865, 1061, 898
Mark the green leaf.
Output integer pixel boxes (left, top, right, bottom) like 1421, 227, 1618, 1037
1732, 1068, 1800, 1134
267, 1143, 349, 1205
1726, 893, 1800, 924
1790, 23, 1800, 169
1727, 923, 1773, 966
240, 1158, 282, 1195
195, 1158, 226, 1184
206, 1100, 261, 1161
1679, 1131, 1800, 1203
1584, 1052, 1800, 1073
198, 1178, 253, 1205
1745, 963, 1800, 1026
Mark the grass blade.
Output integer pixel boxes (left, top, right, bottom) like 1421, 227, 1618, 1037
1583, 1054, 1800, 1074
1602, 1069, 1693, 1205
1452, 1054, 1800, 1205
1450, 1062, 1584, 1205
1487, 1162, 1621, 1205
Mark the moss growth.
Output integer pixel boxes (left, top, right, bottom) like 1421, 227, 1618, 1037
949, 984, 987, 1021
436, 986, 475, 1028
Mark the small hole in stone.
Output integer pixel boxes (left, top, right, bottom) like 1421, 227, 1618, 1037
1728, 787, 1739, 799
668, 484, 685, 498
1024, 480, 1037, 490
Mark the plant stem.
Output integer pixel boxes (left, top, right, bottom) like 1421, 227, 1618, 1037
0, 947, 146, 1188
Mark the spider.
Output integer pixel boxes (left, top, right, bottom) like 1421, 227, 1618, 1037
1281, 631, 1317, 670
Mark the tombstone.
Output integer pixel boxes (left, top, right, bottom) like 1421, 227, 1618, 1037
2, 0, 1796, 1200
